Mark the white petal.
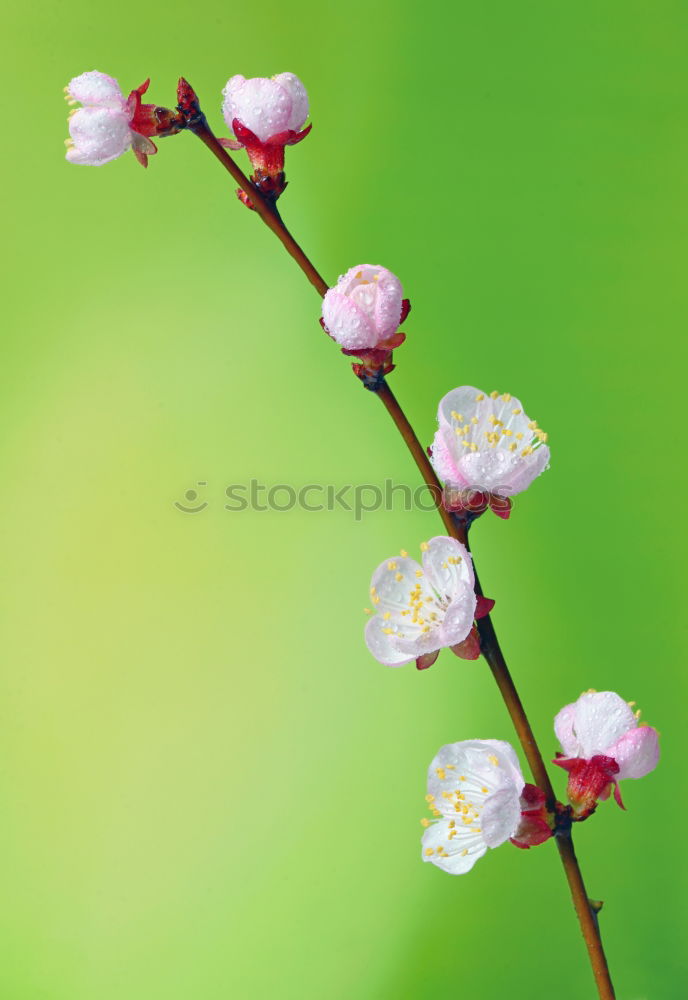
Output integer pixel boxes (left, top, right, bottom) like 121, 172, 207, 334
422, 536, 474, 598
427, 739, 523, 818
67, 70, 126, 109
421, 820, 487, 875
438, 585, 477, 647
273, 72, 309, 130
573, 691, 637, 758
364, 616, 413, 667
481, 786, 522, 847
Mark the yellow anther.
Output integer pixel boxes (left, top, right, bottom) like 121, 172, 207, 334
420, 817, 430, 827
422, 626, 431, 633
503, 428, 513, 436
388, 561, 397, 571
425, 794, 435, 802
424, 847, 434, 856
509, 443, 517, 452
432, 809, 441, 817
471, 416, 479, 424
415, 569, 423, 578
364, 608, 372, 615
400, 549, 408, 558
383, 612, 391, 620
481, 787, 488, 794
382, 628, 394, 635
487, 755, 499, 766
528, 421, 537, 430
470, 443, 478, 452
512, 408, 521, 415
420, 541, 429, 551
372, 596, 380, 605
355, 271, 362, 279
370, 586, 376, 594
521, 446, 534, 456
394, 572, 402, 582
502, 392, 512, 402
515, 432, 523, 440
459, 775, 466, 781
476, 393, 485, 401
435, 767, 447, 779
461, 849, 468, 857
446, 764, 456, 770
462, 439, 471, 447
490, 390, 499, 399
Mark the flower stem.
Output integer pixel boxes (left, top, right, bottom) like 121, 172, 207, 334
190, 115, 616, 1000
189, 121, 329, 298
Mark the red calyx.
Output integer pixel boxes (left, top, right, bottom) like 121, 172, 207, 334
553, 754, 622, 819
442, 487, 512, 522
510, 784, 553, 849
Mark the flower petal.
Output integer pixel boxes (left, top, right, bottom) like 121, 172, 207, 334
429, 428, 467, 486
222, 76, 291, 141
273, 72, 309, 131
608, 726, 659, 780
481, 785, 523, 847
67, 70, 125, 109
364, 615, 413, 667
573, 691, 637, 758
66, 107, 132, 166
321, 289, 377, 349
439, 585, 477, 647
421, 819, 487, 875
554, 702, 579, 757
422, 536, 474, 598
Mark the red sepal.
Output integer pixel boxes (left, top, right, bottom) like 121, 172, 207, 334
399, 298, 412, 323
416, 649, 440, 671
489, 493, 512, 520
474, 595, 495, 619
450, 626, 481, 660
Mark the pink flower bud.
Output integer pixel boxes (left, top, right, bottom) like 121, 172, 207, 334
322, 265, 406, 351
222, 73, 309, 142
553, 690, 659, 818
220, 73, 311, 191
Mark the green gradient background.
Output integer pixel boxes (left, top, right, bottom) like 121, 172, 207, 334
2, 2, 686, 997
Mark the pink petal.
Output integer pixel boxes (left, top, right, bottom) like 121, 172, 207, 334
273, 72, 309, 131
608, 726, 660, 781
321, 289, 376, 349
554, 702, 579, 758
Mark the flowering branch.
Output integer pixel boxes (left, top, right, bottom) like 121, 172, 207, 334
64, 70, 659, 1000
